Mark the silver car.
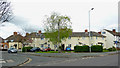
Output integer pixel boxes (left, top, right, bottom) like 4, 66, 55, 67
8, 48, 17, 53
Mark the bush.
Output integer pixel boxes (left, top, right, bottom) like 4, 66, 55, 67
74, 45, 89, 52
107, 46, 116, 51
22, 47, 33, 52
91, 45, 103, 52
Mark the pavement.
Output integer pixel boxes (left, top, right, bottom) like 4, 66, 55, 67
2, 51, 28, 66
23, 51, 118, 58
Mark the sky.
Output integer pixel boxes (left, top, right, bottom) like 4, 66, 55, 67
0, 0, 119, 39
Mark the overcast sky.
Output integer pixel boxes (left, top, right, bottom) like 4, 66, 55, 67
0, 0, 119, 39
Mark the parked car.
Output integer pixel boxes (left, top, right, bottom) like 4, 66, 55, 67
30, 47, 40, 52
8, 48, 17, 53
66, 47, 71, 51
41, 47, 51, 52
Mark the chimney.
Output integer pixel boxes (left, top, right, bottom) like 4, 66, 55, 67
85, 29, 88, 32
26, 33, 29, 36
98, 32, 101, 34
13, 32, 17, 35
38, 30, 41, 34
113, 29, 116, 33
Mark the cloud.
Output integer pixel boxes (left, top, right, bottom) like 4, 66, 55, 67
0, 22, 26, 39
10, 16, 43, 32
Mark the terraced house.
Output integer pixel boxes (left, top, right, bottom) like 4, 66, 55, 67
25, 30, 106, 50
101, 29, 120, 49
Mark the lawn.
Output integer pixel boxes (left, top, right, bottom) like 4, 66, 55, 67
103, 50, 109, 52
35, 51, 59, 53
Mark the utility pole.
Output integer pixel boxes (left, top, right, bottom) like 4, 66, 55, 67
89, 8, 94, 53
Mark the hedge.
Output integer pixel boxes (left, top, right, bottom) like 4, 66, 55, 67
91, 45, 103, 52
22, 47, 33, 52
74, 45, 89, 52
107, 46, 116, 51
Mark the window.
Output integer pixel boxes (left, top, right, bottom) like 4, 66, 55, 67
11, 40, 14, 42
41, 44, 44, 48
48, 44, 50, 47
54, 45, 57, 48
102, 37, 104, 40
68, 36, 71, 39
4, 40, 7, 43
41, 38, 44, 40
68, 44, 71, 47
102, 32, 106, 34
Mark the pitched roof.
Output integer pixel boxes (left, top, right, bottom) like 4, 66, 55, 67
71, 32, 106, 37
104, 29, 120, 36
24, 32, 44, 38
0, 37, 4, 43
6, 34, 24, 42
25, 31, 105, 38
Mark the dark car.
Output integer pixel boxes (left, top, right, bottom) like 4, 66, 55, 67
30, 47, 40, 52
8, 48, 17, 53
41, 47, 51, 52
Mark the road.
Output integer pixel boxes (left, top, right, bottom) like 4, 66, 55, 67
1, 51, 118, 66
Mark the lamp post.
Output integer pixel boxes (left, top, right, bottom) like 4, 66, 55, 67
89, 8, 94, 53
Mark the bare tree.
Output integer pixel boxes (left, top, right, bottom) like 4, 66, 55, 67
0, 0, 13, 23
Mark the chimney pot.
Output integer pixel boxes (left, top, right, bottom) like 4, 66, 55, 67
26, 33, 29, 36
113, 29, 116, 33
98, 32, 101, 34
38, 30, 41, 34
85, 29, 88, 32
14, 32, 17, 35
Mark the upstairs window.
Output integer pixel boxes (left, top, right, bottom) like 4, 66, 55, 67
41, 38, 44, 40
4, 40, 7, 43
68, 44, 71, 47
11, 40, 14, 42
102, 32, 106, 34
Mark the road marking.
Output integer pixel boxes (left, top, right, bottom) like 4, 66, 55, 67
0, 61, 6, 63
18, 58, 32, 66
82, 58, 87, 59
6, 59, 14, 63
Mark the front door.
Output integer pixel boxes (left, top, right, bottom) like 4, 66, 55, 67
14, 44, 17, 49
61, 44, 65, 50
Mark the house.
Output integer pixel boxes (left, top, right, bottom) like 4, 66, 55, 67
0, 37, 9, 50
101, 29, 120, 49
6, 32, 24, 49
25, 30, 106, 50
62, 29, 106, 50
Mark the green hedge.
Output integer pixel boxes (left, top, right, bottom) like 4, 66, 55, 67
22, 47, 33, 52
74, 45, 89, 52
107, 46, 116, 51
91, 45, 103, 52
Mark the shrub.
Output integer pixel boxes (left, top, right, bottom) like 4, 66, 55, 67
22, 47, 33, 52
91, 45, 103, 52
74, 45, 89, 52
107, 46, 116, 51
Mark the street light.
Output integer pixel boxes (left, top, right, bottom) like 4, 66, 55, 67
89, 8, 94, 53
